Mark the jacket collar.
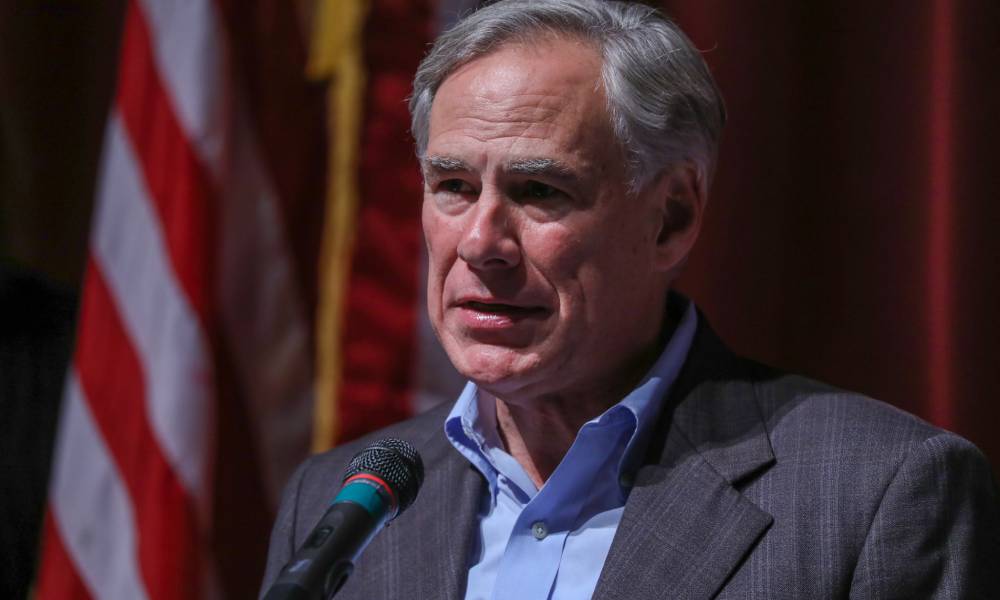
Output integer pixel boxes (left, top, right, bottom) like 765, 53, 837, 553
593, 312, 776, 600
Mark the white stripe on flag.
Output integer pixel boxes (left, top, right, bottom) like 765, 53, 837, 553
134, 0, 228, 170
50, 372, 151, 600
92, 112, 212, 516
138, 0, 313, 505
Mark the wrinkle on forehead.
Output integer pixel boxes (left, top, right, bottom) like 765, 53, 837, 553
428, 40, 615, 170
442, 116, 561, 148
443, 47, 602, 122
442, 83, 585, 137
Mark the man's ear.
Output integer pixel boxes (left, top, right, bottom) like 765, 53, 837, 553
649, 162, 706, 274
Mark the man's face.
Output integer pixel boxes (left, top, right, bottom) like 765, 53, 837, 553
422, 38, 677, 404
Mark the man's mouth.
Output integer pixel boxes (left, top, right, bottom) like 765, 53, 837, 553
461, 301, 548, 317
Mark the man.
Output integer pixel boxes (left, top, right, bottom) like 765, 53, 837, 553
262, 1, 999, 598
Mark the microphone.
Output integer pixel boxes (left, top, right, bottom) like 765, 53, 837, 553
263, 438, 424, 600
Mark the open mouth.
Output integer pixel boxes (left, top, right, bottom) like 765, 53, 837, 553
463, 301, 548, 317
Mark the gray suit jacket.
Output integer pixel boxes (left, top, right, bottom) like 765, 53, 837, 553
261, 320, 1000, 599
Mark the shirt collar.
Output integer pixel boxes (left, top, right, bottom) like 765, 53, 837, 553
445, 295, 698, 497
616, 295, 697, 481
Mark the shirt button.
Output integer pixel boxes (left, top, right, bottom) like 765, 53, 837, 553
531, 521, 548, 540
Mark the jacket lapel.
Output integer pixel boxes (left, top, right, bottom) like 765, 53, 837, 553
593, 317, 776, 600
341, 404, 484, 600
390, 422, 484, 600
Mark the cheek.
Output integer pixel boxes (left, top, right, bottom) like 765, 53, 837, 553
542, 217, 630, 282
421, 199, 439, 253
422, 204, 467, 321
422, 206, 455, 275
543, 220, 649, 313
527, 227, 594, 317
530, 218, 588, 267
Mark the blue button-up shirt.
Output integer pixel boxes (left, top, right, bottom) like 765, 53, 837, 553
445, 300, 697, 600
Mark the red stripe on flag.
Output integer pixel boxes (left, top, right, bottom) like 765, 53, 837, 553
36, 508, 94, 600
75, 258, 203, 600
115, 0, 217, 323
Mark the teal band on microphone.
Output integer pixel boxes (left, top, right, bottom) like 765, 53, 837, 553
333, 479, 389, 518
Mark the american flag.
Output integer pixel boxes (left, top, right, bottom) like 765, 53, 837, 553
35, 1, 320, 597
33, 0, 481, 596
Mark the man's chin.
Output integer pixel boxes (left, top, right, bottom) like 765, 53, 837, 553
447, 343, 544, 391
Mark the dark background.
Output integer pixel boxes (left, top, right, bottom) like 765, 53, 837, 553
2, 0, 998, 596
668, 0, 1000, 472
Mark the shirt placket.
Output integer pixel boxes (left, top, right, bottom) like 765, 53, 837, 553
490, 421, 629, 599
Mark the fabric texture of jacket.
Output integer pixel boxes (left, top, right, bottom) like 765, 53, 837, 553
261, 316, 1000, 599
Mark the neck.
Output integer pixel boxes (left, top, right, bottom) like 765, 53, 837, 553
492, 393, 595, 488
488, 312, 676, 488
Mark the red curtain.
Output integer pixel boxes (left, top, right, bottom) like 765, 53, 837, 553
665, 0, 1000, 476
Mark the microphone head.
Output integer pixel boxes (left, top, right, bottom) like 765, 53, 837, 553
343, 438, 424, 517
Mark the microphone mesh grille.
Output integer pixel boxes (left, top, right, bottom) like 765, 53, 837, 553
343, 438, 424, 516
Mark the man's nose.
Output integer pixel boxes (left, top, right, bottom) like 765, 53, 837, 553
457, 190, 521, 271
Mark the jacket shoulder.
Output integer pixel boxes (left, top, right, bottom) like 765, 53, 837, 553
753, 371, 981, 464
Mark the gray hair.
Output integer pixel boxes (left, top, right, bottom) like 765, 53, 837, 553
409, 0, 726, 193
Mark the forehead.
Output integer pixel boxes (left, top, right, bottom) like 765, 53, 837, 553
426, 38, 619, 171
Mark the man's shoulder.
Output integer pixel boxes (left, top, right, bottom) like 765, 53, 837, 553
752, 370, 982, 464
680, 318, 986, 468
677, 316, 970, 463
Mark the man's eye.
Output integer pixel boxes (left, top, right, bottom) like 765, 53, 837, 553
440, 179, 474, 194
522, 181, 559, 200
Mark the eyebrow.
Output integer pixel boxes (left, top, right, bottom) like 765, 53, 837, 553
422, 155, 472, 177
504, 157, 577, 180
422, 155, 579, 181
